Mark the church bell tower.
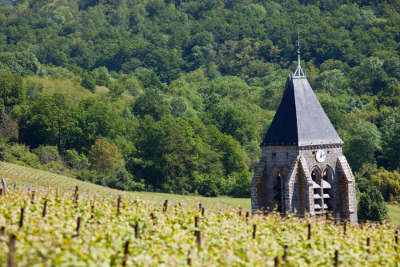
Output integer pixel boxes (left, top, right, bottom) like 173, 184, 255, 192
251, 41, 357, 225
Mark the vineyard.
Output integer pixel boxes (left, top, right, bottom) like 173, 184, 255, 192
0, 184, 400, 266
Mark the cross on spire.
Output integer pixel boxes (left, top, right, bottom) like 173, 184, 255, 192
293, 32, 305, 78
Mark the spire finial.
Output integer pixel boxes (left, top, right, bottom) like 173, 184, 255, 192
293, 32, 305, 78
297, 32, 301, 67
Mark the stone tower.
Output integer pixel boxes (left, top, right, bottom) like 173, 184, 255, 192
251, 44, 357, 225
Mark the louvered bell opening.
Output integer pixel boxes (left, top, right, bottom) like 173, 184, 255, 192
314, 193, 321, 199
313, 181, 320, 189
323, 204, 328, 209
323, 193, 330, 198
314, 204, 322, 210
322, 180, 331, 189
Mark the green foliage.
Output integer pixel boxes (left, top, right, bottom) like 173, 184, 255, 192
6, 143, 40, 168
379, 108, 400, 171
131, 116, 249, 195
81, 72, 96, 92
0, 51, 40, 75
102, 167, 145, 191
64, 149, 89, 170
343, 120, 381, 172
0, 72, 24, 111
358, 185, 388, 222
33, 145, 61, 164
89, 138, 125, 175
108, 82, 125, 99
370, 168, 400, 202
132, 89, 171, 120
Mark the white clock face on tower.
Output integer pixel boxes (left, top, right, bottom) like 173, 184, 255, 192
316, 150, 326, 163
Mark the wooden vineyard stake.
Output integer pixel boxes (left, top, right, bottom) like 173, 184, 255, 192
73, 217, 81, 237
334, 250, 339, 267
343, 221, 347, 236
199, 203, 202, 211
122, 240, 129, 267
195, 230, 201, 249
238, 209, 242, 217
19, 207, 24, 229
252, 224, 257, 239
0, 188, 3, 196
42, 199, 48, 218
163, 200, 168, 212
245, 211, 249, 224
90, 203, 95, 219
283, 245, 288, 263
117, 195, 121, 217
194, 216, 199, 228
274, 256, 279, 267
367, 237, 371, 254
0, 226, 5, 236
150, 213, 156, 225
8, 234, 16, 267
1, 176, 9, 194
201, 207, 205, 217
308, 223, 311, 240
187, 251, 192, 266
134, 222, 139, 238
31, 190, 35, 204
395, 230, 399, 250
73, 186, 79, 205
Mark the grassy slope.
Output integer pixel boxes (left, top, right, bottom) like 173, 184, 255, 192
387, 204, 400, 226
0, 161, 251, 210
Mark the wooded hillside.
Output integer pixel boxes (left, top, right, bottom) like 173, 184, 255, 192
0, 1, 399, 216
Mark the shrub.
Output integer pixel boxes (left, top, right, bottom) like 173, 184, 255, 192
102, 167, 145, 191
358, 185, 388, 222
194, 174, 220, 197
88, 139, 125, 175
41, 161, 66, 174
228, 171, 251, 198
81, 73, 96, 92
7, 144, 40, 168
33, 145, 61, 164
64, 149, 89, 170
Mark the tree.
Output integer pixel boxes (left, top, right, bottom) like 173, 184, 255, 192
0, 51, 40, 75
358, 185, 388, 222
0, 72, 24, 111
380, 108, 400, 171
102, 167, 145, 191
81, 72, 96, 92
132, 89, 170, 120
108, 82, 125, 99
88, 138, 125, 175
206, 101, 256, 145
343, 120, 381, 172
315, 69, 349, 94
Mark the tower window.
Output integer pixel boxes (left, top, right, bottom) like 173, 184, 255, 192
272, 152, 276, 158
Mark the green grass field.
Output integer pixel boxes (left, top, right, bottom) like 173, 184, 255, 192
2, 161, 400, 224
387, 204, 400, 226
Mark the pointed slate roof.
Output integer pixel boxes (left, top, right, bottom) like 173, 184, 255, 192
262, 74, 344, 147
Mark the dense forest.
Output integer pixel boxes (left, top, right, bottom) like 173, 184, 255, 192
0, 0, 399, 216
